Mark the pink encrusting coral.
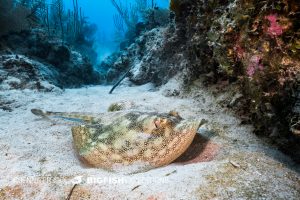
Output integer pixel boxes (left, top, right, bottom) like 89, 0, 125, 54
265, 14, 283, 37
234, 43, 245, 59
246, 55, 264, 77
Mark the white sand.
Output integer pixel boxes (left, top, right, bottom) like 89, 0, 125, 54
0, 80, 299, 199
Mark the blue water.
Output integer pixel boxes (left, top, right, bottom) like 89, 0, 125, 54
63, 0, 170, 62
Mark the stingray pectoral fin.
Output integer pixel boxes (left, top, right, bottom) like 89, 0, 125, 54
72, 124, 103, 153
158, 120, 201, 166
71, 125, 112, 169
72, 125, 90, 153
71, 125, 100, 168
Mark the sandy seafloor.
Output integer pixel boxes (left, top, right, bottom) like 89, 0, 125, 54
0, 80, 299, 200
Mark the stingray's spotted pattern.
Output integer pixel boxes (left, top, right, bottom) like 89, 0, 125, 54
32, 109, 200, 173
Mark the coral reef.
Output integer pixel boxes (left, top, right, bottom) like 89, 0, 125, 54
0, 0, 31, 36
106, 0, 300, 161
178, 0, 300, 161
203, 0, 300, 160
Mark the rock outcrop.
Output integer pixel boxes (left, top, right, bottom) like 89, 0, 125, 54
0, 29, 101, 89
99, 26, 189, 86
0, 54, 59, 91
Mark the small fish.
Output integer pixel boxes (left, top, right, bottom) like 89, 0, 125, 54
32, 109, 201, 173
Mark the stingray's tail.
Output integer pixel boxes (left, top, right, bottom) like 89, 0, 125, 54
31, 109, 50, 118
31, 109, 96, 123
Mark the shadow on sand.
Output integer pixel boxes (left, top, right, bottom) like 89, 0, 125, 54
174, 134, 220, 164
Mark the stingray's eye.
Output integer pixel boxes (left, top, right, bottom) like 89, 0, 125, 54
154, 118, 170, 128
154, 118, 162, 128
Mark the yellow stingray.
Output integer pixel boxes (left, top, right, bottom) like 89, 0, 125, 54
32, 109, 201, 173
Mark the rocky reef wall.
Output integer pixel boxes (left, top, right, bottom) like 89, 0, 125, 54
175, 0, 300, 161
103, 0, 300, 161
